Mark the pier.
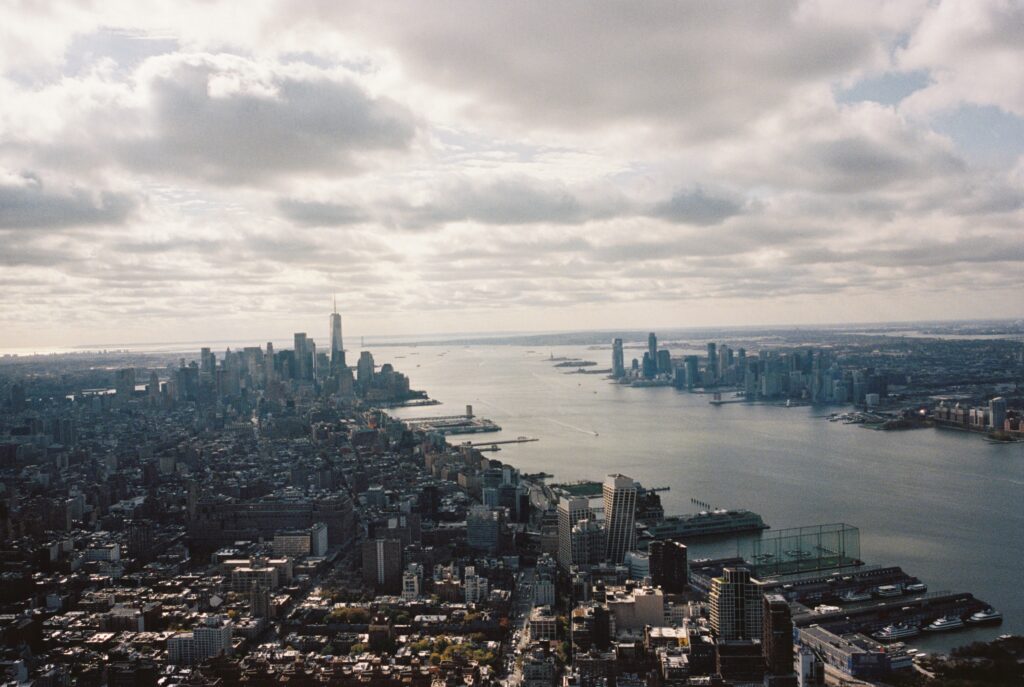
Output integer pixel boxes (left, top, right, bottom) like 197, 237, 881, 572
792, 590, 986, 636
459, 437, 539, 452
398, 404, 501, 435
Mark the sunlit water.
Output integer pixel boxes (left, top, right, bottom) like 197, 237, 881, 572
387, 344, 1024, 652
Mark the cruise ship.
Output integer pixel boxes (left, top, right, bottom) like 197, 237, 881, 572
872, 623, 921, 642
641, 509, 768, 540
923, 615, 965, 632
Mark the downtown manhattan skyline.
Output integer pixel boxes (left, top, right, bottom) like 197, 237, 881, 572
2, 1, 1024, 347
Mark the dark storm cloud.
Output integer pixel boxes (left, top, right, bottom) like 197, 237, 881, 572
0, 174, 136, 229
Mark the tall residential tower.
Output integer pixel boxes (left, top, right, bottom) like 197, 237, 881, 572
603, 474, 637, 564
612, 338, 625, 378
709, 567, 762, 640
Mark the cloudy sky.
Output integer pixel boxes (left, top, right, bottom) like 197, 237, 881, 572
2, 0, 1023, 350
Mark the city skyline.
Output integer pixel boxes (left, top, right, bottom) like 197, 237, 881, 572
3, 1, 1024, 349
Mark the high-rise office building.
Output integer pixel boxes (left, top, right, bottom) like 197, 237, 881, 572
707, 342, 718, 383
709, 567, 762, 640
648, 333, 658, 372
293, 332, 308, 380
612, 338, 625, 378
264, 342, 275, 383
357, 351, 375, 384
558, 496, 595, 570
649, 540, 688, 593
642, 352, 657, 379
570, 518, 606, 567
656, 349, 672, 375
763, 593, 795, 678
603, 474, 637, 564
127, 520, 155, 564
307, 338, 317, 380
200, 347, 214, 377
467, 505, 502, 553
250, 583, 272, 618
718, 345, 731, 381
330, 298, 345, 369
362, 538, 403, 593
684, 355, 700, 389
115, 368, 136, 405
989, 397, 1007, 430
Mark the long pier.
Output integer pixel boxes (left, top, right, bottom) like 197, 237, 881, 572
792, 590, 985, 636
460, 437, 539, 447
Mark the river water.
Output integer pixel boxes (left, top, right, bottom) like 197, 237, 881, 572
387, 344, 1023, 652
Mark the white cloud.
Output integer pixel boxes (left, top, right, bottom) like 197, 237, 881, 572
0, 0, 1023, 348
2, 53, 417, 186
899, 0, 1024, 118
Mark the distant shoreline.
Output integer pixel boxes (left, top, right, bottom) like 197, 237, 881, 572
3, 317, 1024, 358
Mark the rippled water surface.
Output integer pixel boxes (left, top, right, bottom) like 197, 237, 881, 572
388, 344, 1024, 650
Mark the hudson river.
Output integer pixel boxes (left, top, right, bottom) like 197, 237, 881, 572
389, 344, 1024, 652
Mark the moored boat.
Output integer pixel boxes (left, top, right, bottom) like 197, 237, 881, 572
923, 615, 965, 632
872, 623, 921, 641
967, 608, 1002, 625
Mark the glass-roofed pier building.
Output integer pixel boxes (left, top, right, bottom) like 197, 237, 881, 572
743, 523, 861, 577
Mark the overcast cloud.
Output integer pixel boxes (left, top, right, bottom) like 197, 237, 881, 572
0, 0, 1023, 349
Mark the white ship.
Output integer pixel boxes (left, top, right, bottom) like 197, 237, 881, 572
872, 623, 920, 641
967, 608, 1002, 625
923, 615, 965, 632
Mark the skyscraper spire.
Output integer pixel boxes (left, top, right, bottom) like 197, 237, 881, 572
329, 299, 344, 369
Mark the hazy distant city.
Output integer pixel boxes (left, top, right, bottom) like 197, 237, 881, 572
3, 1, 1024, 686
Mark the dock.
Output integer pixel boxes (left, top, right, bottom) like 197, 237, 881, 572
400, 404, 501, 435
792, 590, 986, 636
459, 437, 538, 452
709, 391, 746, 405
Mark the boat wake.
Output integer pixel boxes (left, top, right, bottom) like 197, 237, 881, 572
544, 416, 599, 437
